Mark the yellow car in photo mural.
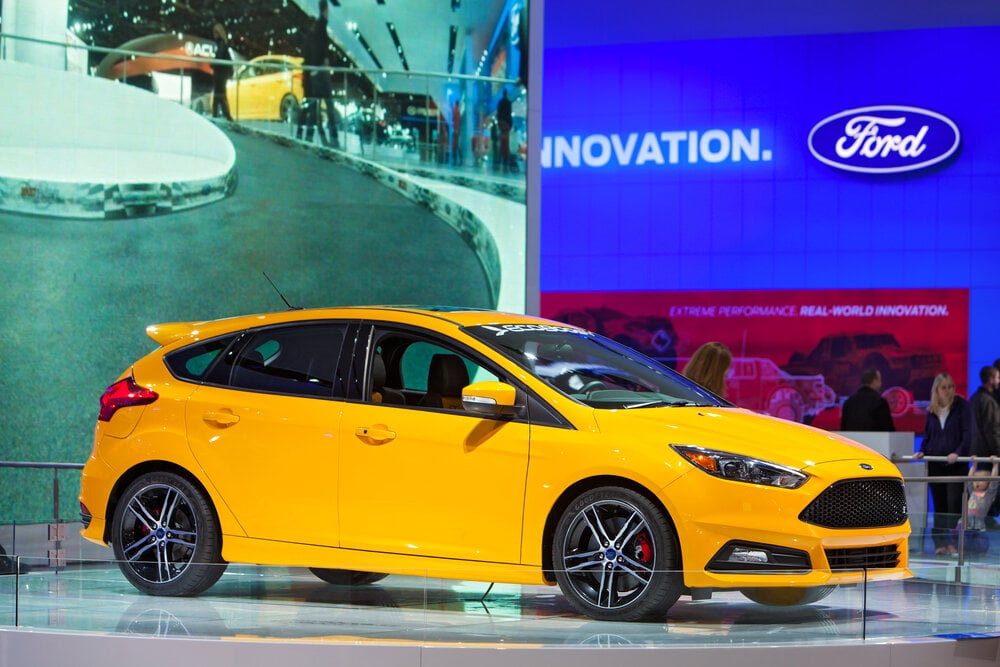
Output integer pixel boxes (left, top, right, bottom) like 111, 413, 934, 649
79, 306, 910, 621
224, 55, 303, 121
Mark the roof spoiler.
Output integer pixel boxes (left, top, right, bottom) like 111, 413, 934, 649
146, 321, 200, 345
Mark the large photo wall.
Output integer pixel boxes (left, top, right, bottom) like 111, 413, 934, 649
0, 0, 532, 522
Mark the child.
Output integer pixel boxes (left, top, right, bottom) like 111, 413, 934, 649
959, 458, 999, 554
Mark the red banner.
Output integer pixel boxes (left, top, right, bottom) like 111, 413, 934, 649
541, 289, 968, 433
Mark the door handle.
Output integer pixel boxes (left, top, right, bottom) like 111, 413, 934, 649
203, 411, 240, 426
355, 425, 396, 444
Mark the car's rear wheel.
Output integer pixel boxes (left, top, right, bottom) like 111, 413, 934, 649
111, 472, 226, 596
740, 585, 836, 606
309, 568, 388, 586
280, 94, 299, 123
553, 487, 682, 621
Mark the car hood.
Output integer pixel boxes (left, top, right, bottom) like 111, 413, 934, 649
592, 406, 885, 469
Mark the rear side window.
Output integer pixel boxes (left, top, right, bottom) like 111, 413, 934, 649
228, 323, 347, 398
165, 334, 240, 380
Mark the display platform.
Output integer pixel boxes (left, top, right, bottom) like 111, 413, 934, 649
0, 61, 236, 219
2, 558, 999, 667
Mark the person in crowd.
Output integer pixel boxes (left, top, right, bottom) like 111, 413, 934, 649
960, 457, 999, 553
971, 364, 1000, 524
682, 342, 732, 398
913, 372, 973, 556
993, 358, 1000, 405
971, 365, 1000, 463
211, 22, 234, 121
490, 118, 500, 171
299, 0, 338, 147
497, 88, 513, 173
451, 100, 462, 166
840, 368, 895, 431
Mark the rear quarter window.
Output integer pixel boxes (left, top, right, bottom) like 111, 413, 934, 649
164, 335, 240, 380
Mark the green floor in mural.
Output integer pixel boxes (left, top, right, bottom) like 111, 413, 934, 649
0, 129, 493, 522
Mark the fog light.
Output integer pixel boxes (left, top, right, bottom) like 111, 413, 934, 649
708, 541, 811, 572
729, 546, 769, 564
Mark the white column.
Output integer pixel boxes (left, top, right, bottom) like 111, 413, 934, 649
2, 0, 70, 70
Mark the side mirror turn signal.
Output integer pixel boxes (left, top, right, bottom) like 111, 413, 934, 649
462, 381, 517, 417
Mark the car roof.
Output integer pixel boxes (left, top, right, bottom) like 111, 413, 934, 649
249, 54, 302, 64
146, 306, 570, 346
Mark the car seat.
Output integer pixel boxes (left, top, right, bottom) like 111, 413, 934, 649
371, 354, 406, 405
419, 354, 469, 410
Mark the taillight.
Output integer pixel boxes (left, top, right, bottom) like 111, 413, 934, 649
98, 376, 158, 422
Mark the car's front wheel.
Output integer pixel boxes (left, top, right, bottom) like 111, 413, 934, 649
111, 471, 226, 596
309, 568, 388, 586
740, 586, 836, 606
553, 487, 682, 621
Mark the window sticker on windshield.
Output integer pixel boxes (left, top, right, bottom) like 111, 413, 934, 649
478, 324, 581, 336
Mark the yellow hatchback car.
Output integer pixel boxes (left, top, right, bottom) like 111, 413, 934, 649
79, 306, 910, 621
225, 55, 303, 121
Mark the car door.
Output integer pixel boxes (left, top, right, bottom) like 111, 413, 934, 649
257, 57, 286, 120
230, 63, 259, 119
338, 325, 531, 564
185, 321, 349, 546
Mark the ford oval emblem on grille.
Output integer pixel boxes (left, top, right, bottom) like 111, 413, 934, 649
808, 105, 960, 174
860, 463, 873, 470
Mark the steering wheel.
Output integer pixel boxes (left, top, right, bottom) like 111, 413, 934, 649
579, 380, 607, 395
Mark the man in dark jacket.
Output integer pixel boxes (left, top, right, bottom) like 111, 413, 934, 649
211, 23, 234, 121
993, 358, 1000, 405
972, 365, 1000, 522
840, 368, 895, 431
299, 0, 338, 147
972, 365, 1000, 461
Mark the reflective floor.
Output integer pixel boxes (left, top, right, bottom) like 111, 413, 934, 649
2, 558, 998, 647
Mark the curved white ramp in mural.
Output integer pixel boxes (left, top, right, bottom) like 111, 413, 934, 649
0, 61, 236, 218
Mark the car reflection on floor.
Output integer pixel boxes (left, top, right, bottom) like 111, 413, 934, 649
6, 563, 998, 645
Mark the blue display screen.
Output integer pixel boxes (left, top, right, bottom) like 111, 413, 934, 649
539, 22, 1000, 375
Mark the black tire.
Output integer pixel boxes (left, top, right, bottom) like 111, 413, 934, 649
553, 486, 682, 621
740, 585, 836, 606
309, 568, 388, 586
280, 94, 299, 122
111, 471, 226, 596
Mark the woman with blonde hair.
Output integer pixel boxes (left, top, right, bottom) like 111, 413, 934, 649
682, 342, 732, 398
913, 372, 973, 556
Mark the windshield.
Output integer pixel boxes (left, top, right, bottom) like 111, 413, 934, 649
465, 323, 727, 409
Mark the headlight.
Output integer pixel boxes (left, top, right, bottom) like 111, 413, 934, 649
671, 445, 808, 489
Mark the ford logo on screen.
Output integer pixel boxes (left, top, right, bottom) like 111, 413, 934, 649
808, 106, 960, 174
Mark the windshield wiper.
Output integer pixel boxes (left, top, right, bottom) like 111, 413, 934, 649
623, 399, 695, 409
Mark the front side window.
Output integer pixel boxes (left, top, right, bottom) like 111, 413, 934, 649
466, 324, 725, 409
369, 328, 498, 410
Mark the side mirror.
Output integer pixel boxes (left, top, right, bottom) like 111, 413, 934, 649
462, 381, 517, 417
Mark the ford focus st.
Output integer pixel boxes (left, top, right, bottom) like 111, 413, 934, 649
79, 306, 910, 621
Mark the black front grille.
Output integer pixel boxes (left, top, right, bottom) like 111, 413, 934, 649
800, 478, 907, 528
826, 544, 900, 570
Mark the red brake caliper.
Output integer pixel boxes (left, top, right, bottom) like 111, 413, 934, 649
635, 532, 653, 563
